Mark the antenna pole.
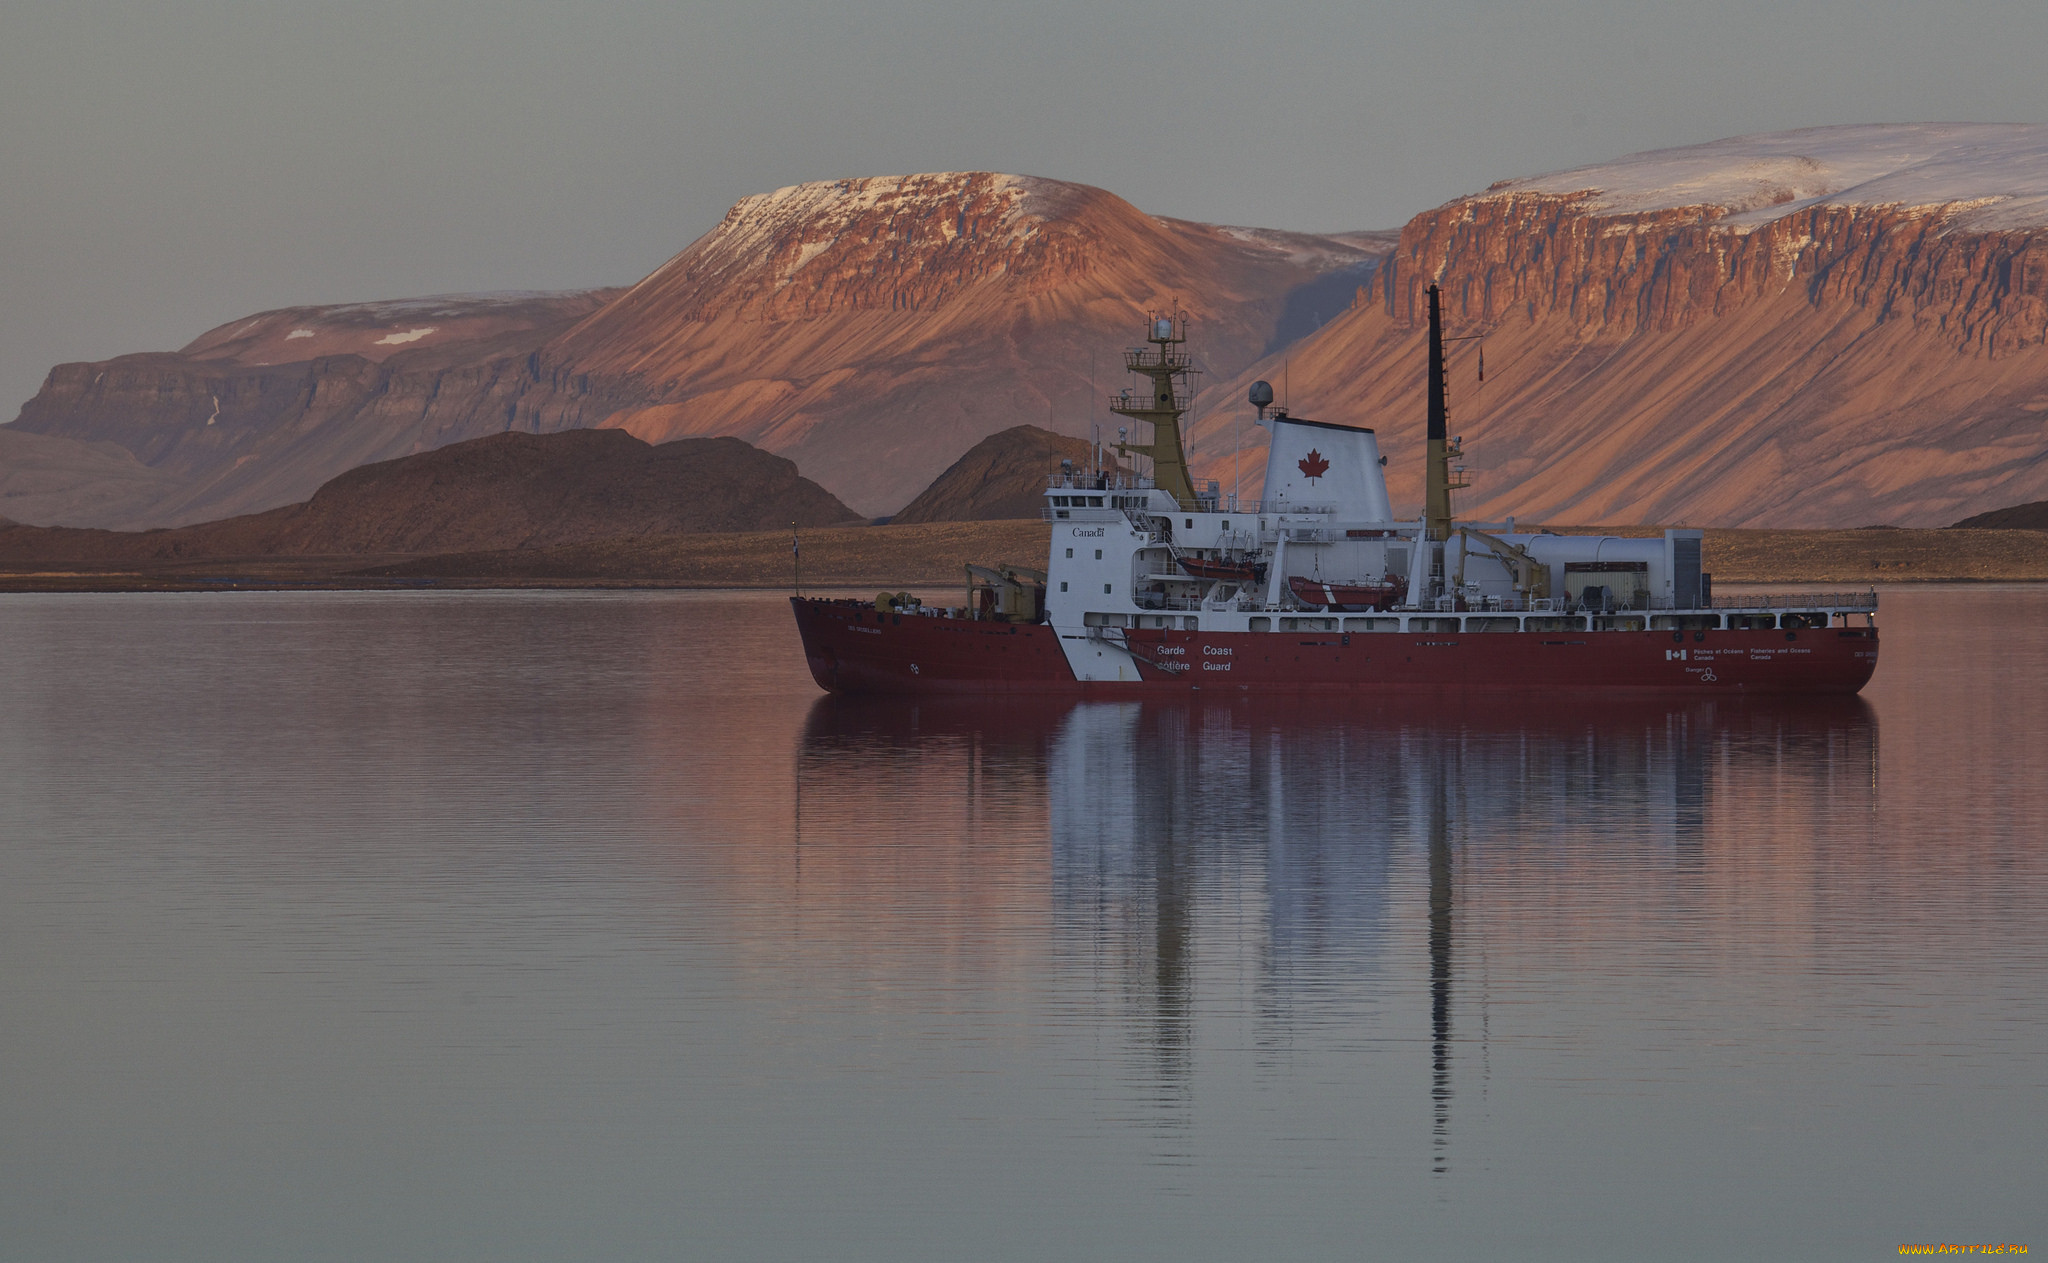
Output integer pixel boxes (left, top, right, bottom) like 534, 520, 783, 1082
792, 521, 802, 596
1088, 348, 1096, 472
1233, 406, 1241, 511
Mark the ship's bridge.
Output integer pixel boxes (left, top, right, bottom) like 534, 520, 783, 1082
1044, 470, 1224, 517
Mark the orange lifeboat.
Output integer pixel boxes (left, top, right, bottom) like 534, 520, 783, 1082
1288, 575, 1402, 612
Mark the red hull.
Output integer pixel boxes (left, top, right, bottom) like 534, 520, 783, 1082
794, 598, 1078, 694
792, 598, 1878, 696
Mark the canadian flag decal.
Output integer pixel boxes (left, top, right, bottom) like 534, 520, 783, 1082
1298, 449, 1330, 481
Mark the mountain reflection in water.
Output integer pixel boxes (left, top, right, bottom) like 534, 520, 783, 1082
800, 693, 1878, 1170
20, 588, 2039, 1261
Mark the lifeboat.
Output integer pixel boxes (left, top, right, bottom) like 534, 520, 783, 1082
1178, 555, 1261, 583
1288, 575, 1402, 612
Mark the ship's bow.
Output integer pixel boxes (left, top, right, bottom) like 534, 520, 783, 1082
790, 597, 843, 692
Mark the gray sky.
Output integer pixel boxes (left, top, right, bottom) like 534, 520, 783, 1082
4, 0, 2045, 417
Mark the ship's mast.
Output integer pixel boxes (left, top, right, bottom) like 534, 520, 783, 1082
1425, 284, 1454, 541
1110, 312, 1201, 510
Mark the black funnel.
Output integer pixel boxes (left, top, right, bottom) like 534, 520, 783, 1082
1427, 283, 1447, 443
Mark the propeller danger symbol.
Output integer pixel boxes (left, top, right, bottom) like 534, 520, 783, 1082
1297, 449, 1330, 482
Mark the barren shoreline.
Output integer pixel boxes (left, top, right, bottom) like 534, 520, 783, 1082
2, 521, 2046, 593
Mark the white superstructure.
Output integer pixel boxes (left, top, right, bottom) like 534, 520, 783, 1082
1033, 303, 1872, 685
1041, 433, 1729, 682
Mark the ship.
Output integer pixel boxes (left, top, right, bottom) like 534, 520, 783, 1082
790, 284, 1879, 695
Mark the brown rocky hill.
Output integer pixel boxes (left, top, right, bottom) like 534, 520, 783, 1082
0, 426, 183, 528
891, 425, 1131, 523
1952, 499, 2048, 528
0, 428, 857, 565
1188, 125, 2048, 528
8, 177, 1388, 528
3, 290, 627, 530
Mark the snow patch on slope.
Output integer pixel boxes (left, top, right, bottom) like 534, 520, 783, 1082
1214, 225, 1397, 269
640, 172, 1074, 296
1479, 123, 2048, 231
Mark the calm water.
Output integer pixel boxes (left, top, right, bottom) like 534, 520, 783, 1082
2, 587, 2043, 1260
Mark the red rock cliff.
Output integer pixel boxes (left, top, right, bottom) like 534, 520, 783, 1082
1193, 125, 2048, 527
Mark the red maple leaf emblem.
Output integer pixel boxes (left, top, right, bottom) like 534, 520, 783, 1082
1298, 448, 1330, 481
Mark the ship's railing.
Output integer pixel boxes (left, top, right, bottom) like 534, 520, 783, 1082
1124, 349, 1193, 371
1710, 591, 1878, 611
1108, 392, 1192, 413
1422, 593, 1559, 613
1036, 481, 1410, 522
1387, 591, 1882, 614
1134, 594, 1210, 612
1262, 503, 1344, 517
1045, 473, 1155, 492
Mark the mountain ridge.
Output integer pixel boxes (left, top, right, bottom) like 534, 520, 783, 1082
6, 173, 1383, 526
13, 128, 2048, 533
1186, 123, 2048, 528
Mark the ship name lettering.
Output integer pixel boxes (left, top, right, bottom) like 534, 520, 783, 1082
1074, 528, 1105, 537
1157, 645, 1185, 655
1203, 661, 1232, 671
1204, 646, 1232, 656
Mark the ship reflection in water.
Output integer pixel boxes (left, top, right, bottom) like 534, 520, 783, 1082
10, 588, 2041, 1258
799, 691, 1878, 1170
